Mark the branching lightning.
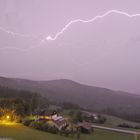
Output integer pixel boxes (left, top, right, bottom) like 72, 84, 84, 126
0, 27, 38, 38
0, 9, 140, 51
46, 10, 140, 41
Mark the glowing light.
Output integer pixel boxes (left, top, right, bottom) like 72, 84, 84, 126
0, 120, 17, 125
45, 116, 51, 119
6, 115, 10, 120
46, 36, 52, 41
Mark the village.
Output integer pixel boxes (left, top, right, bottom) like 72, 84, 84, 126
0, 105, 106, 139
22, 109, 106, 138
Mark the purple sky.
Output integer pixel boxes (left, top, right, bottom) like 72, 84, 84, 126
0, 0, 140, 93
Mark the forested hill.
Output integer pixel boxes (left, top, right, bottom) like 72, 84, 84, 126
0, 85, 35, 99
0, 76, 140, 121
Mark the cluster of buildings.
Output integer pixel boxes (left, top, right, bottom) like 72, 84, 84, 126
34, 110, 100, 133
36, 111, 67, 130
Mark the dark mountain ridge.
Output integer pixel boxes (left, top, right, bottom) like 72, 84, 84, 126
0, 76, 140, 118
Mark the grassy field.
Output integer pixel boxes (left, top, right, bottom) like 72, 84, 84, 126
104, 114, 140, 127
0, 123, 138, 140
62, 109, 140, 128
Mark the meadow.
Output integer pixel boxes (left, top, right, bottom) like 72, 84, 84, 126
0, 123, 137, 140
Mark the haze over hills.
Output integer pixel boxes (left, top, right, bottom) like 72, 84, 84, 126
0, 76, 140, 119
0, 10, 140, 93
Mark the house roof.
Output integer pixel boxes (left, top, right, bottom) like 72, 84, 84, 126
77, 122, 92, 130
52, 115, 63, 121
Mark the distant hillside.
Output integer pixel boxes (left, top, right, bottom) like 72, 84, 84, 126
0, 76, 140, 119
0, 85, 34, 99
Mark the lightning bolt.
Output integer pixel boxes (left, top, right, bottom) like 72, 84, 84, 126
0, 26, 44, 51
0, 27, 38, 38
46, 10, 140, 41
0, 9, 140, 51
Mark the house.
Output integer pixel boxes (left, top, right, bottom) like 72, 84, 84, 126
77, 122, 93, 134
82, 111, 98, 122
51, 114, 67, 130
35, 110, 68, 130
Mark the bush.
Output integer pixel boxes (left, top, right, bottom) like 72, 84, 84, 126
22, 119, 33, 126
118, 123, 140, 130
23, 118, 60, 134
134, 126, 140, 129
41, 122, 49, 131
30, 120, 45, 130
29, 120, 58, 134
47, 126, 58, 134
98, 116, 106, 124
118, 123, 133, 128
64, 129, 70, 137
